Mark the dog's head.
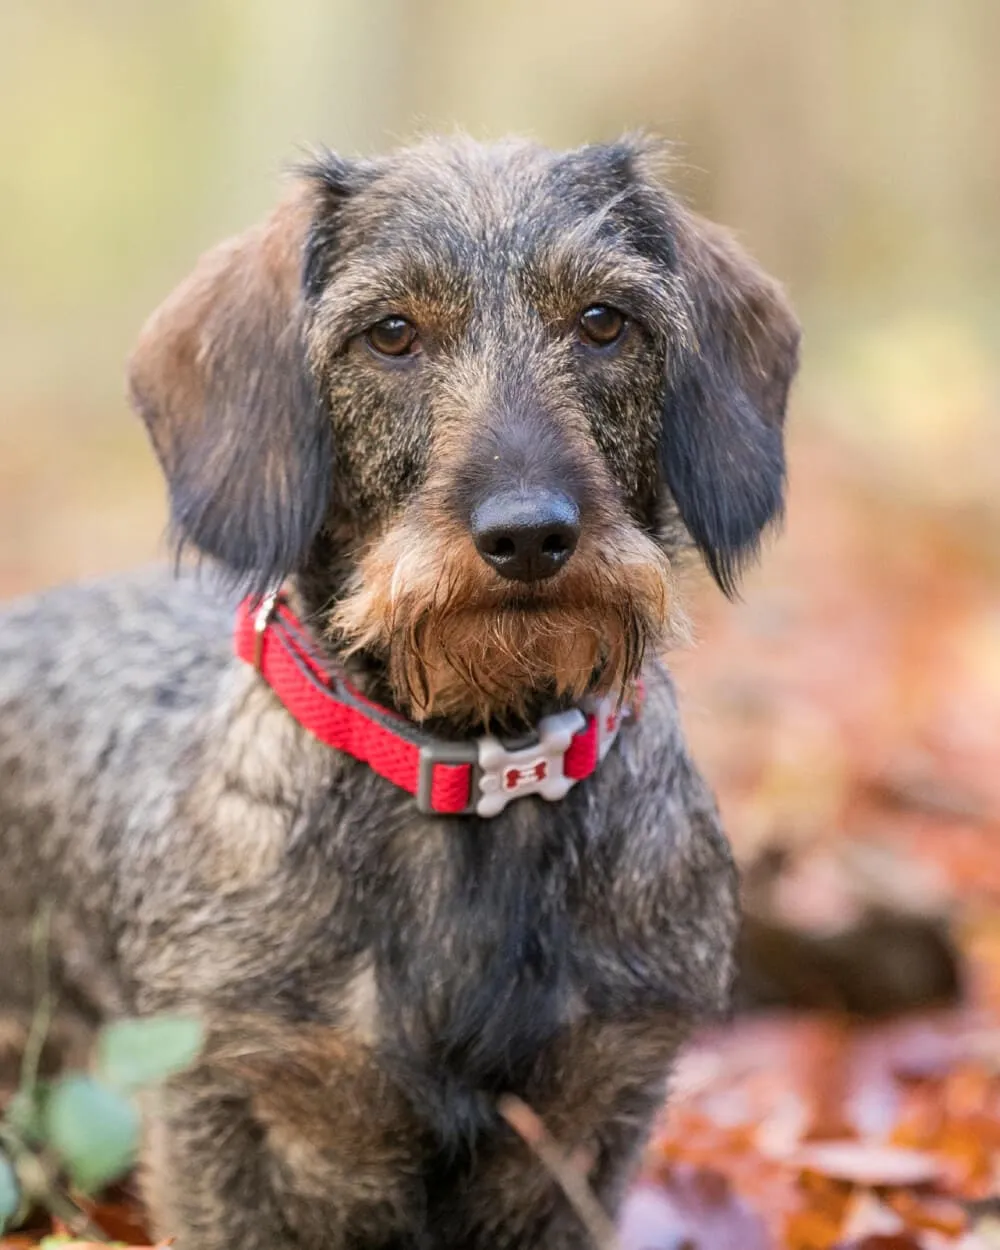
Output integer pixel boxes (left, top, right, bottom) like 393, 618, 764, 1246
130, 136, 799, 726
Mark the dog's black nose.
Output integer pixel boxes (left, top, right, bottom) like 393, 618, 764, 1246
470, 489, 580, 582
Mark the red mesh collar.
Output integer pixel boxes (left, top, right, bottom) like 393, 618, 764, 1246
234, 593, 634, 817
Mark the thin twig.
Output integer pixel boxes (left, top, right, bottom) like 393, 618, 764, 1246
498, 1094, 621, 1250
20, 901, 54, 1097
44, 1183, 110, 1243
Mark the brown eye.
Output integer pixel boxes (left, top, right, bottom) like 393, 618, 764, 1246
578, 304, 626, 348
366, 316, 419, 358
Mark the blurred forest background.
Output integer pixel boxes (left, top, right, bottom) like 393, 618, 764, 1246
1, 3, 999, 1247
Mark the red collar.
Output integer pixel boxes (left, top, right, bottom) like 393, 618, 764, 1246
234, 592, 636, 817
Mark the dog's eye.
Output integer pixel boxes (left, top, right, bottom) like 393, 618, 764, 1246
577, 304, 626, 348
366, 316, 419, 358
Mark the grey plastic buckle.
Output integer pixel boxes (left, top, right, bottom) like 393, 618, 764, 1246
416, 740, 479, 815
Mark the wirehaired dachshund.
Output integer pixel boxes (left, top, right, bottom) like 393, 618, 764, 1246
0, 134, 799, 1249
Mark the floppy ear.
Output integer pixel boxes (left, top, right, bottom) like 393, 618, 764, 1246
128, 185, 334, 595
661, 209, 801, 597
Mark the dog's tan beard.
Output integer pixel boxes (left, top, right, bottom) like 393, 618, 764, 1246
330, 509, 685, 727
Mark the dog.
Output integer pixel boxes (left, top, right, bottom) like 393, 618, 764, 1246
0, 135, 799, 1249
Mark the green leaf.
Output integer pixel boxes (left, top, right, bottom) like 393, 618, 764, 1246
0, 1152, 20, 1234
96, 1015, 203, 1093
45, 1075, 139, 1194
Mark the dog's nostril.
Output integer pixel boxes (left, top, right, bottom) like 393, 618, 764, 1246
470, 489, 581, 584
541, 532, 569, 556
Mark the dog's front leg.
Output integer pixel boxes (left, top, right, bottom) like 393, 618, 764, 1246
140, 1016, 427, 1250
434, 1015, 688, 1249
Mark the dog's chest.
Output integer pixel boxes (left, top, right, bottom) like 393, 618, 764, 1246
329, 798, 606, 1092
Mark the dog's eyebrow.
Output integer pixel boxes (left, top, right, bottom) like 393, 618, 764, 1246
308, 244, 474, 346
528, 240, 689, 343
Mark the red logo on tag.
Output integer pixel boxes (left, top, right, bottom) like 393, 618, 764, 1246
504, 760, 548, 790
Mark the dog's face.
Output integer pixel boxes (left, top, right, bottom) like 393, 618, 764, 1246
130, 136, 799, 725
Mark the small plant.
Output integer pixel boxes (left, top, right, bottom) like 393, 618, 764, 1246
0, 1013, 203, 1236
0, 911, 202, 1236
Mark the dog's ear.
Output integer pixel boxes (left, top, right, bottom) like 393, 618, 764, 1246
129, 182, 337, 594
661, 208, 800, 597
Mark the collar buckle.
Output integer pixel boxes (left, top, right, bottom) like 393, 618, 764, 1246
414, 698, 628, 818
475, 707, 587, 818
416, 740, 480, 815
